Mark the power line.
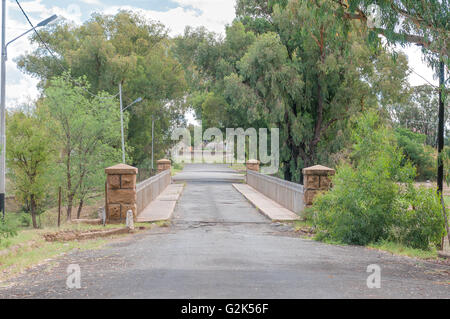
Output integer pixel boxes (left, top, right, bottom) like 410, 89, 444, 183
409, 67, 439, 88
15, 0, 118, 100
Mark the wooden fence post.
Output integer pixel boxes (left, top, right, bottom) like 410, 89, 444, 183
57, 186, 62, 228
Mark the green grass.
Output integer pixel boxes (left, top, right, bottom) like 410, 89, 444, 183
0, 235, 108, 283
368, 240, 438, 259
171, 162, 185, 176
288, 219, 443, 259
290, 219, 313, 232
444, 195, 450, 207
229, 163, 247, 172
154, 220, 171, 227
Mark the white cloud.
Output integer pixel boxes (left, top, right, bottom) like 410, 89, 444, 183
80, 0, 103, 5
104, 0, 236, 35
2, 0, 88, 110
4, 0, 41, 109
7, 76, 39, 106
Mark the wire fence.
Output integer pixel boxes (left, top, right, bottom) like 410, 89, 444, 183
136, 167, 158, 184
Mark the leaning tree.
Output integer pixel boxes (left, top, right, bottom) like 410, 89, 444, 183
328, 0, 448, 191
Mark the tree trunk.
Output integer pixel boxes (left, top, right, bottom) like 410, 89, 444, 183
77, 198, 84, 219
66, 147, 72, 221
283, 161, 292, 181
67, 194, 74, 221
30, 195, 38, 229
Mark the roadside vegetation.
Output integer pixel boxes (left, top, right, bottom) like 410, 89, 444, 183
0, 222, 152, 281
1, 1, 448, 265
368, 241, 440, 260
310, 112, 445, 254
171, 162, 185, 176
229, 163, 247, 173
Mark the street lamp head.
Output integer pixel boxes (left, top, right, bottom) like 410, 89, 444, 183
122, 97, 143, 112
36, 14, 57, 27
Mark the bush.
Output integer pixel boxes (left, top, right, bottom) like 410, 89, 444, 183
312, 112, 444, 249
19, 213, 32, 228
396, 186, 444, 249
0, 219, 17, 243
313, 163, 408, 245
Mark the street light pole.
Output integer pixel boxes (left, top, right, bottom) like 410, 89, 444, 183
119, 82, 125, 164
1, 0, 6, 219
118, 82, 142, 164
0, 2, 57, 219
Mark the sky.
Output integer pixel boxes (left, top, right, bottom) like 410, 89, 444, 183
1, 0, 440, 110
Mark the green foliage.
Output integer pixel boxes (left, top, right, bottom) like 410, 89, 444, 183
391, 85, 446, 147
176, 1, 413, 182
397, 186, 444, 250
369, 240, 438, 259
312, 112, 444, 249
18, 213, 32, 228
0, 219, 17, 243
329, 0, 449, 68
442, 146, 450, 186
41, 75, 123, 220
189, 92, 229, 129
7, 107, 55, 228
17, 11, 186, 167
395, 127, 435, 180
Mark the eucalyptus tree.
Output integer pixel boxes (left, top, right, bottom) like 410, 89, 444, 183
16, 11, 186, 167
176, 1, 412, 181
328, 0, 448, 64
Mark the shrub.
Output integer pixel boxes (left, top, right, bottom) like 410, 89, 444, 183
313, 163, 409, 245
312, 112, 444, 249
396, 186, 444, 249
19, 213, 32, 228
0, 219, 17, 243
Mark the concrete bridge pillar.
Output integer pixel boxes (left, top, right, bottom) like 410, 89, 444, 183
246, 159, 260, 172
302, 165, 335, 207
105, 164, 138, 223
157, 159, 171, 173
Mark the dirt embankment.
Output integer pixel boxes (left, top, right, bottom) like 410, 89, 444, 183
43, 228, 133, 242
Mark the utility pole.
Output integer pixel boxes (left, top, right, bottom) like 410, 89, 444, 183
119, 82, 125, 164
437, 61, 445, 194
1, 0, 6, 220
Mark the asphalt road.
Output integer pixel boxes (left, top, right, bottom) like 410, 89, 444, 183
1, 164, 449, 298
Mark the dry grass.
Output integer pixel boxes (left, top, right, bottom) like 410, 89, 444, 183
0, 222, 151, 282
39, 195, 104, 228
368, 241, 439, 260
415, 182, 450, 196
229, 163, 247, 173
